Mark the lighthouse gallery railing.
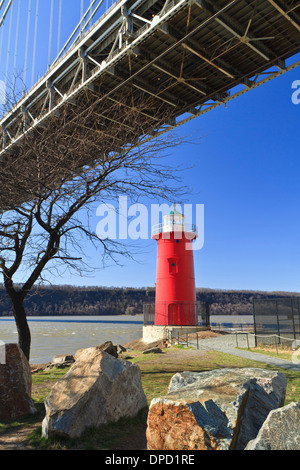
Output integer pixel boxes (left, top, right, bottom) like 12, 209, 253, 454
151, 223, 198, 237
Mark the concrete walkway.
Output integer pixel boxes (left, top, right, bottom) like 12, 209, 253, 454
188, 333, 300, 373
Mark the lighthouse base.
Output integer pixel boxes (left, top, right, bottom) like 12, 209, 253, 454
142, 325, 210, 344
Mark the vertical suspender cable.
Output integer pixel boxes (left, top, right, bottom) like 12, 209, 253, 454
31, 0, 39, 87
0, 16, 4, 75
23, 0, 32, 93
57, 0, 62, 57
5, 0, 14, 90
48, 0, 54, 68
53, 0, 97, 64
89, 0, 93, 27
12, 0, 21, 92
80, 0, 84, 36
72, 0, 105, 47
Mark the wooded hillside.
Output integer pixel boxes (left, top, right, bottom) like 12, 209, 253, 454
0, 285, 299, 317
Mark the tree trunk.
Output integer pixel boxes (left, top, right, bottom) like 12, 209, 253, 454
11, 293, 31, 361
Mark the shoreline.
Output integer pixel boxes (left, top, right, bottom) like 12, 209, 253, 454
0, 317, 143, 324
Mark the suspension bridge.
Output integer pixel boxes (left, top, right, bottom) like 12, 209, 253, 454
0, 0, 300, 172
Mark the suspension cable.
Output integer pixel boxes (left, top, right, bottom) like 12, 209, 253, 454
48, 0, 54, 69
23, 0, 32, 93
0, 14, 4, 74
73, 0, 105, 47
89, 0, 93, 28
53, 0, 98, 65
81, 0, 84, 22
57, 0, 62, 57
0, 0, 6, 13
4, 0, 13, 89
12, 0, 21, 91
31, 0, 39, 87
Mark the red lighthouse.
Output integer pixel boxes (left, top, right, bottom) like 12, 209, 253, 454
152, 206, 198, 326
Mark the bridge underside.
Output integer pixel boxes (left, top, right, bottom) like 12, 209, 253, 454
1, 0, 300, 202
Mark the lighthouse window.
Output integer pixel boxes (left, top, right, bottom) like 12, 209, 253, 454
168, 258, 178, 274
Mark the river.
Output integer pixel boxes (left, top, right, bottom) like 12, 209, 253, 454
0, 315, 144, 364
0, 314, 253, 364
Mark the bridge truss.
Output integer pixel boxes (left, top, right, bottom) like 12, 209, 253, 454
0, 0, 300, 159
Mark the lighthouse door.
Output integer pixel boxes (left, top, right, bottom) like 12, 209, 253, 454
168, 303, 179, 325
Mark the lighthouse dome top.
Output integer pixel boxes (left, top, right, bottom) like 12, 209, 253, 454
169, 205, 184, 216
166, 204, 184, 217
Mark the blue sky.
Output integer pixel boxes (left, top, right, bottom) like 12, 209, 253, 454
1, 1, 300, 292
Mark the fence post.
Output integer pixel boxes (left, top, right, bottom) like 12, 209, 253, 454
246, 333, 249, 349
291, 299, 296, 341
275, 300, 281, 344
235, 332, 238, 348
196, 333, 199, 350
253, 299, 257, 347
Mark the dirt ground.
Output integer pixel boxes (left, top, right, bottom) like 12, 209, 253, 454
0, 330, 221, 450
123, 329, 221, 351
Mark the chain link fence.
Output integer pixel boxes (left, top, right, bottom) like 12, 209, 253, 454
253, 298, 300, 346
235, 331, 300, 352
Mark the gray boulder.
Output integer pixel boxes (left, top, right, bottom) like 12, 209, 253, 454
42, 346, 147, 439
45, 354, 75, 370
0, 343, 36, 421
51, 354, 75, 365
245, 402, 300, 450
143, 347, 162, 354
146, 368, 287, 450
116, 344, 127, 355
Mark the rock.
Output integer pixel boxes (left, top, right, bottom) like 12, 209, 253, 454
31, 367, 45, 374
74, 341, 118, 360
51, 354, 75, 365
146, 368, 287, 450
116, 344, 127, 355
292, 339, 300, 350
245, 402, 300, 450
42, 347, 147, 439
97, 341, 118, 358
46, 354, 75, 369
0, 343, 36, 421
142, 347, 162, 355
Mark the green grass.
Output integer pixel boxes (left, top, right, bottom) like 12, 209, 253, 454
137, 348, 300, 406
1, 348, 299, 450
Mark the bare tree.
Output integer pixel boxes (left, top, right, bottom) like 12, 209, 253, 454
0, 91, 188, 360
